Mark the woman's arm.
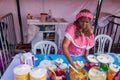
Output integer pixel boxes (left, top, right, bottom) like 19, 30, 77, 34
62, 37, 75, 67
84, 49, 89, 59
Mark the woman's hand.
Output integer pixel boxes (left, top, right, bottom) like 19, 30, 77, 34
70, 61, 75, 68
69, 61, 76, 72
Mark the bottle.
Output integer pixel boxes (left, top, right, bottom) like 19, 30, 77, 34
48, 9, 52, 22
27, 13, 31, 19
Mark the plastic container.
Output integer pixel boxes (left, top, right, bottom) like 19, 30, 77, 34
88, 67, 106, 80
13, 64, 32, 80
30, 68, 47, 80
48, 9, 52, 22
107, 64, 120, 80
107, 69, 116, 80
40, 13, 48, 22
50, 69, 66, 80
99, 63, 109, 71
20, 52, 34, 67
85, 61, 98, 70
69, 68, 88, 80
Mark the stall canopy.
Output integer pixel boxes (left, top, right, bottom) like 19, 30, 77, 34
16, 0, 120, 43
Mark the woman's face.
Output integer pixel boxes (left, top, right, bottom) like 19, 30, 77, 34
78, 17, 90, 29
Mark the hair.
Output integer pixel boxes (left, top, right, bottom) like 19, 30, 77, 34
74, 9, 92, 38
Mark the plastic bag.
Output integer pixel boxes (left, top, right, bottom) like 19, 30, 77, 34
27, 25, 40, 43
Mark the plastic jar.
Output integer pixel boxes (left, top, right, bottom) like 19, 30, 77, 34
13, 64, 32, 80
107, 64, 120, 80
30, 68, 47, 80
40, 13, 48, 22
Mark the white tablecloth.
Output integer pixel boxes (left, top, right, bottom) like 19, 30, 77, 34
0, 55, 20, 80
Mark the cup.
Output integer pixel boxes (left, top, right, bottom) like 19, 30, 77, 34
13, 64, 32, 80
20, 52, 34, 67
40, 13, 48, 22
99, 63, 109, 71
88, 67, 106, 80
30, 68, 47, 80
69, 68, 88, 80
107, 69, 116, 80
50, 69, 66, 80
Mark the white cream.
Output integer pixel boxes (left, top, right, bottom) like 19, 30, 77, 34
55, 58, 63, 64
109, 64, 120, 72
60, 63, 68, 69
39, 60, 52, 68
13, 64, 32, 75
49, 65, 57, 69
30, 68, 47, 78
87, 55, 98, 63
97, 54, 114, 64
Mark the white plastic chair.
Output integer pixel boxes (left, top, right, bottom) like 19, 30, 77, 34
31, 32, 43, 48
32, 40, 58, 54
94, 34, 112, 54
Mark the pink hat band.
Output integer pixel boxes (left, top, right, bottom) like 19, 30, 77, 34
76, 12, 93, 21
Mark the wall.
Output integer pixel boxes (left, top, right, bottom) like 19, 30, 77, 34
0, 0, 21, 43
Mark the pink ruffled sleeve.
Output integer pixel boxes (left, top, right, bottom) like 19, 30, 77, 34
65, 23, 76, 41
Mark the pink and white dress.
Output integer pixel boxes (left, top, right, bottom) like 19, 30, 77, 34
64, 23, 94, 56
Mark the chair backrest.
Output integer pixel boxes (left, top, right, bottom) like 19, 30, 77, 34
31, 32, 43, 48
94, 34, 112, 54
32, 40, 58, 54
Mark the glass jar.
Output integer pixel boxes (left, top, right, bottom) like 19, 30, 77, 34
107, 69, 116, 80
99, 63, 109, 71
88, 67, 106, 80
107, 63, 120, 80
69, 69, 88, 80
50, 69, 66, 80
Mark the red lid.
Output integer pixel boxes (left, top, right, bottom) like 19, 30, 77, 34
40, 13, 48, 15
28, 13, 30, 15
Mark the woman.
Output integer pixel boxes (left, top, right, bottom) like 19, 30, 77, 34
62, 9, 94, 67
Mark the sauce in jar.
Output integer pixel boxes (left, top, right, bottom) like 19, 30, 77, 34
107, 69, 116, 80
107, 64, 120, 80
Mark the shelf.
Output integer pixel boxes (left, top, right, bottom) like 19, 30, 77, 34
27, 19, 68, 25
27, 18, 67, 43
40, 31, 55, 33
43, 32, 55, 41
44, 39, 55, 41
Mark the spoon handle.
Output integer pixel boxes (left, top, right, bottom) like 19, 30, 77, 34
69, 64, 79, 73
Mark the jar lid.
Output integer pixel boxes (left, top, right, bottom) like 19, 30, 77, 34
59, 63, 68, 69
87, 55, 98, 63
97, 54, 114, 64
13, 64, 32, 75
30, 68, 47, 78
55, 58, 63, 64
109, 64, 120, 72
40, 13, 48, 15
